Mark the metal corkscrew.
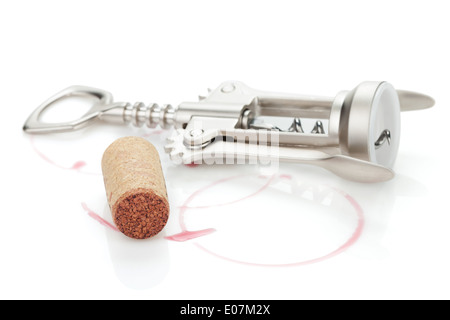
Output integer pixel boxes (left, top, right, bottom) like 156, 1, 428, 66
23, 81, 434, 183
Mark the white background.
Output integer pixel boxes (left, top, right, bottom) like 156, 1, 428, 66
1, 0, 449, 299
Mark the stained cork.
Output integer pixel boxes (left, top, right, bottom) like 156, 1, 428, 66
101, 136, 169, 239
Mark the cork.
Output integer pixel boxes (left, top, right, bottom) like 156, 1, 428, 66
101, 136, 169, 239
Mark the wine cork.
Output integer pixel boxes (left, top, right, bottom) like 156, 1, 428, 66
102, 136, 169, 239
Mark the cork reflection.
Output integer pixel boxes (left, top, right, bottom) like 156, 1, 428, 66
102, 203, 170, 289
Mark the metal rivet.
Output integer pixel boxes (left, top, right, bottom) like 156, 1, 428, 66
221, 83, 236, 93
189, 128, 204, 137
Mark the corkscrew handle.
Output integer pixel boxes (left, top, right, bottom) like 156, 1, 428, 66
22, 86, 176, 134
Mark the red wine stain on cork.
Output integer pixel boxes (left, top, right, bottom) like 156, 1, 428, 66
167, 174, 365, 267
81, 202, 119, 232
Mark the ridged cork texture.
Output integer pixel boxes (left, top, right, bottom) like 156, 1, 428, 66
102, 136, 169, 239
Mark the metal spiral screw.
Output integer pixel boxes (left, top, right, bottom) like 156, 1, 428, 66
121, 102, 176, 129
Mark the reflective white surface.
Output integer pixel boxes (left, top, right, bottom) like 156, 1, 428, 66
1, 0, 449, 299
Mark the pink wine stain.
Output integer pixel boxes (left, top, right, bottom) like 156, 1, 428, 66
184, 163, 199, 168
71, 161, 86, 170
179, 174, 276, 211
29, 131, 164, 174
165, 175, 274, 242
165, 228, 216, 242
81, 202, 119, 232
140, 130, 164, 138
167, 173, 365, 267
194, 190, 364, 267
29, 136, 99, 175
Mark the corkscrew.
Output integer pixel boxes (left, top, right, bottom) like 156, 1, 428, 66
23, 81, 434, 183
